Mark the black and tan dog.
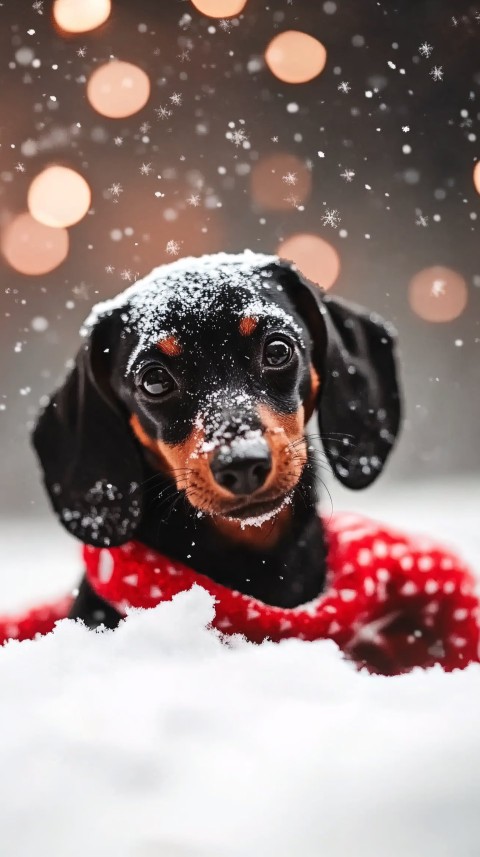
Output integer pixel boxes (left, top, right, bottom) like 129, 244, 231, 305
33, 251, 401, 629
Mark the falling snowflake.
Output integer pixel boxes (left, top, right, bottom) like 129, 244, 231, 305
338, 81, 351, 94
271, 136, 279, 143
120, 269, 132, 281
169, 92, 182, 106
451, 16, 458, 26
140, 163, 152, 176
155, 105, 172, 120
475, 11, 480, 23
105, 265, 115, 274
228, 127, 248, 147
418, 42, 433, 57
402, 125, 410, 133
282, 172, 297, 186
219, 19, 232, 32
114, 137, 123, 146
340, 168, 355, 182
166, 240, 181, 256
284, 194, 300, 208
15, 162, 25, 173
430, 66, 444, 82
322, 209, 341, 228
109, 183, 123, 197
431, 278, 446, 297
415, 214, 429, 227
177, 50, 191, 62
32, 0, 43, 13
139, 122, 151, 134
72, 283, 90, 299
77, 46, 87, 58
187, 194, 200, 207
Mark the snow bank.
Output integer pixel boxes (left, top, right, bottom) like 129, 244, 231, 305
1, 584, 480, 857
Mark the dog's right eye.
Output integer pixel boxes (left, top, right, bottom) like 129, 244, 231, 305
137, 365, 176, 398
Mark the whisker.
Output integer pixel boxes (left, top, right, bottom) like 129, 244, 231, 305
138, 467, 191, 490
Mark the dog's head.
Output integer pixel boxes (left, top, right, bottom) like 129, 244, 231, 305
33, 251, 401, 546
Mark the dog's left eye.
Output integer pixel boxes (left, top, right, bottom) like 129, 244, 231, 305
137, 365, 176, 397
263, 338, 294, 368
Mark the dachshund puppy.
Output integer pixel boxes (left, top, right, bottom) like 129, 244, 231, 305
33, 251, 401, 629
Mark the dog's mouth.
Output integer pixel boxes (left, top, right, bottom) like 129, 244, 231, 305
219, 493, 293, 526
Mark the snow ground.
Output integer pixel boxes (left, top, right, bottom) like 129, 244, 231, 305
1, 477, 480, 857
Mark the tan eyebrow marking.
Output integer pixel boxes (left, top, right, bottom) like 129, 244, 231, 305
157, 335, 182, 357
239, 316, 258, 337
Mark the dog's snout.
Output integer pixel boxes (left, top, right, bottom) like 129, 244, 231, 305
210, 438, 272, 496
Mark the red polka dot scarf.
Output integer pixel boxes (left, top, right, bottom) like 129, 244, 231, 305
1, 513, 479, 676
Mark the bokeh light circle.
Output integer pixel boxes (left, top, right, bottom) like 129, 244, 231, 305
277, 233, 340, 290
28, 166, 91, 228
190, 0, 247, 17
87, 61, 150, 119
1, 212, 69, 276
53, 0, 111, 33
409, 266, 468, 322
250, 153, 312, 211
265, 31, 327, 84
474, 161, 480, 195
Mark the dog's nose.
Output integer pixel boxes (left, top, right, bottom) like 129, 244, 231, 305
210, 438, 272, 496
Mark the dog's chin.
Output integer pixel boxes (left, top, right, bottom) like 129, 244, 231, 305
216, 492, 293, 528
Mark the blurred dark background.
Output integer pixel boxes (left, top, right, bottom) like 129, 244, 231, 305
0, 0, 479, 515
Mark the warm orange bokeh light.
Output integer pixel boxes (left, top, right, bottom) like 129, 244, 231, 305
87, 61, 150, 119
474, 161, 480, 195
1, 212, 69, 276
28, 166, 91, 228
277, 233, 340, 290
409, 266, 468, 322
265, 31, 327, 84
53, 0, 111, 33
190, 0, 247, 17
250, 153, 312, 211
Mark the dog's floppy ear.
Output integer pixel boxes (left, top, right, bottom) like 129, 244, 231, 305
32, 315, 144, 546
276, 263, 402, 489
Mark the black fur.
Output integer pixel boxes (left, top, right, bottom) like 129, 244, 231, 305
32, 255, 401, 623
